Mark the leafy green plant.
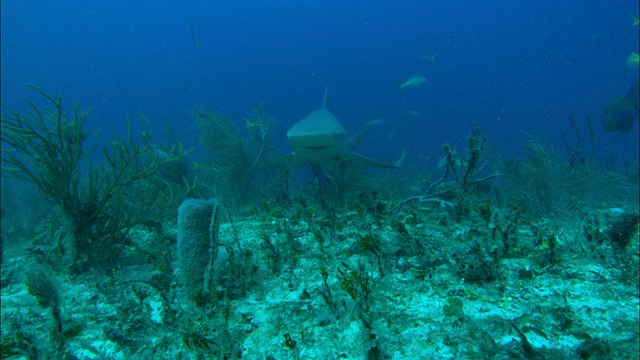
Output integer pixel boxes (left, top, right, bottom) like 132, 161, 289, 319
312, 157, 371, 206
338, 262, 374, 313
1, 85, 193, 270
443, 296, 464, 317
397, 123, 499, 214
0, 325, 37, 359
192, 103, 280, 209
501, 137, 632, 220
605, 211, 639, 249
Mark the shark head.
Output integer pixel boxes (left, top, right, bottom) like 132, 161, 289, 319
287, 107, 349, 166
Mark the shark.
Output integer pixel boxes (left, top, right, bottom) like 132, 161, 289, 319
287, 90, 399, 169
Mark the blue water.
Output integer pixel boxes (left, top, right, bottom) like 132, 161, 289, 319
2, 0, 638, 167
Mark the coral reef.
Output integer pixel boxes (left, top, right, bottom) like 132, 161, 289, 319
1, 88, 637, 359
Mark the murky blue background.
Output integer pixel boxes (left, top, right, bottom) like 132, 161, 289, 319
2, 0, 638, 167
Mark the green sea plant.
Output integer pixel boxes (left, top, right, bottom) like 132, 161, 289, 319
475, 199, 493, 226
397, 123, 499, 215
1, 85, 193, 271
24, 268, 62, 333
605, 211, 639, 249
318, 267, 337, 312
338, 261, 374, 314
390, 218, 410, 237
182, 331, 218, 353
192, 103, 280, 210
511, 138, 584, 219
450, 238, 499, 283
559, 113, 595, 166
22, 267, 74, 355
443, 296, 464, 317
0, 323, 37, 359
313, 157, 370, 205
575, 337, 612, 359
509, 321, 538, 359
356, 232, 385, 276
366, 337, 386, 360
502, 136, 632, 220
261, 232, 281, 274
537, 232, 559, 265
283, 333, 297, 350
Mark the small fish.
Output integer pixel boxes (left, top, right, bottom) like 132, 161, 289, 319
192, 160, 205, 171
189, 26, 201, 45
421, 53, 438, 62
83, 10, 98, 18
399, 76, 427, 90
403, 110, 421, 117
365, 118, 386, 127
626, 51, 639, 68
631, 14, 639, 26
601, 82, 638, 134
387, 129, 396, 142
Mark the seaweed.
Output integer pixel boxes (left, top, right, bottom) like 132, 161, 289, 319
450, 238, 500, 283
0, 326, 37, 359
338, 261, 374, 315
24, 269, 62, 333
1, 85, 194, 271
318, 267, 337, 312
500, 136, 632, 221
283, 333, 297, 350
397, 123, 499, 216
443, 296, 464, 317
605, 211, 639, 249
192, 103, 280, 210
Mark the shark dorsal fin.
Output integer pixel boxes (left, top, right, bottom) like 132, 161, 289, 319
323, 86, 328, 108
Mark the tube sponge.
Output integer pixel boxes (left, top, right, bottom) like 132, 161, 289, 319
177, 198, 220, 304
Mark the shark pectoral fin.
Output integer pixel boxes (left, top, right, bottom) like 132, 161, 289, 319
350, 153, 399, 169
394, 149, 408, 168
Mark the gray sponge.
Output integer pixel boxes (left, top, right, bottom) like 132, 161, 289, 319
177, 198, 220, 303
